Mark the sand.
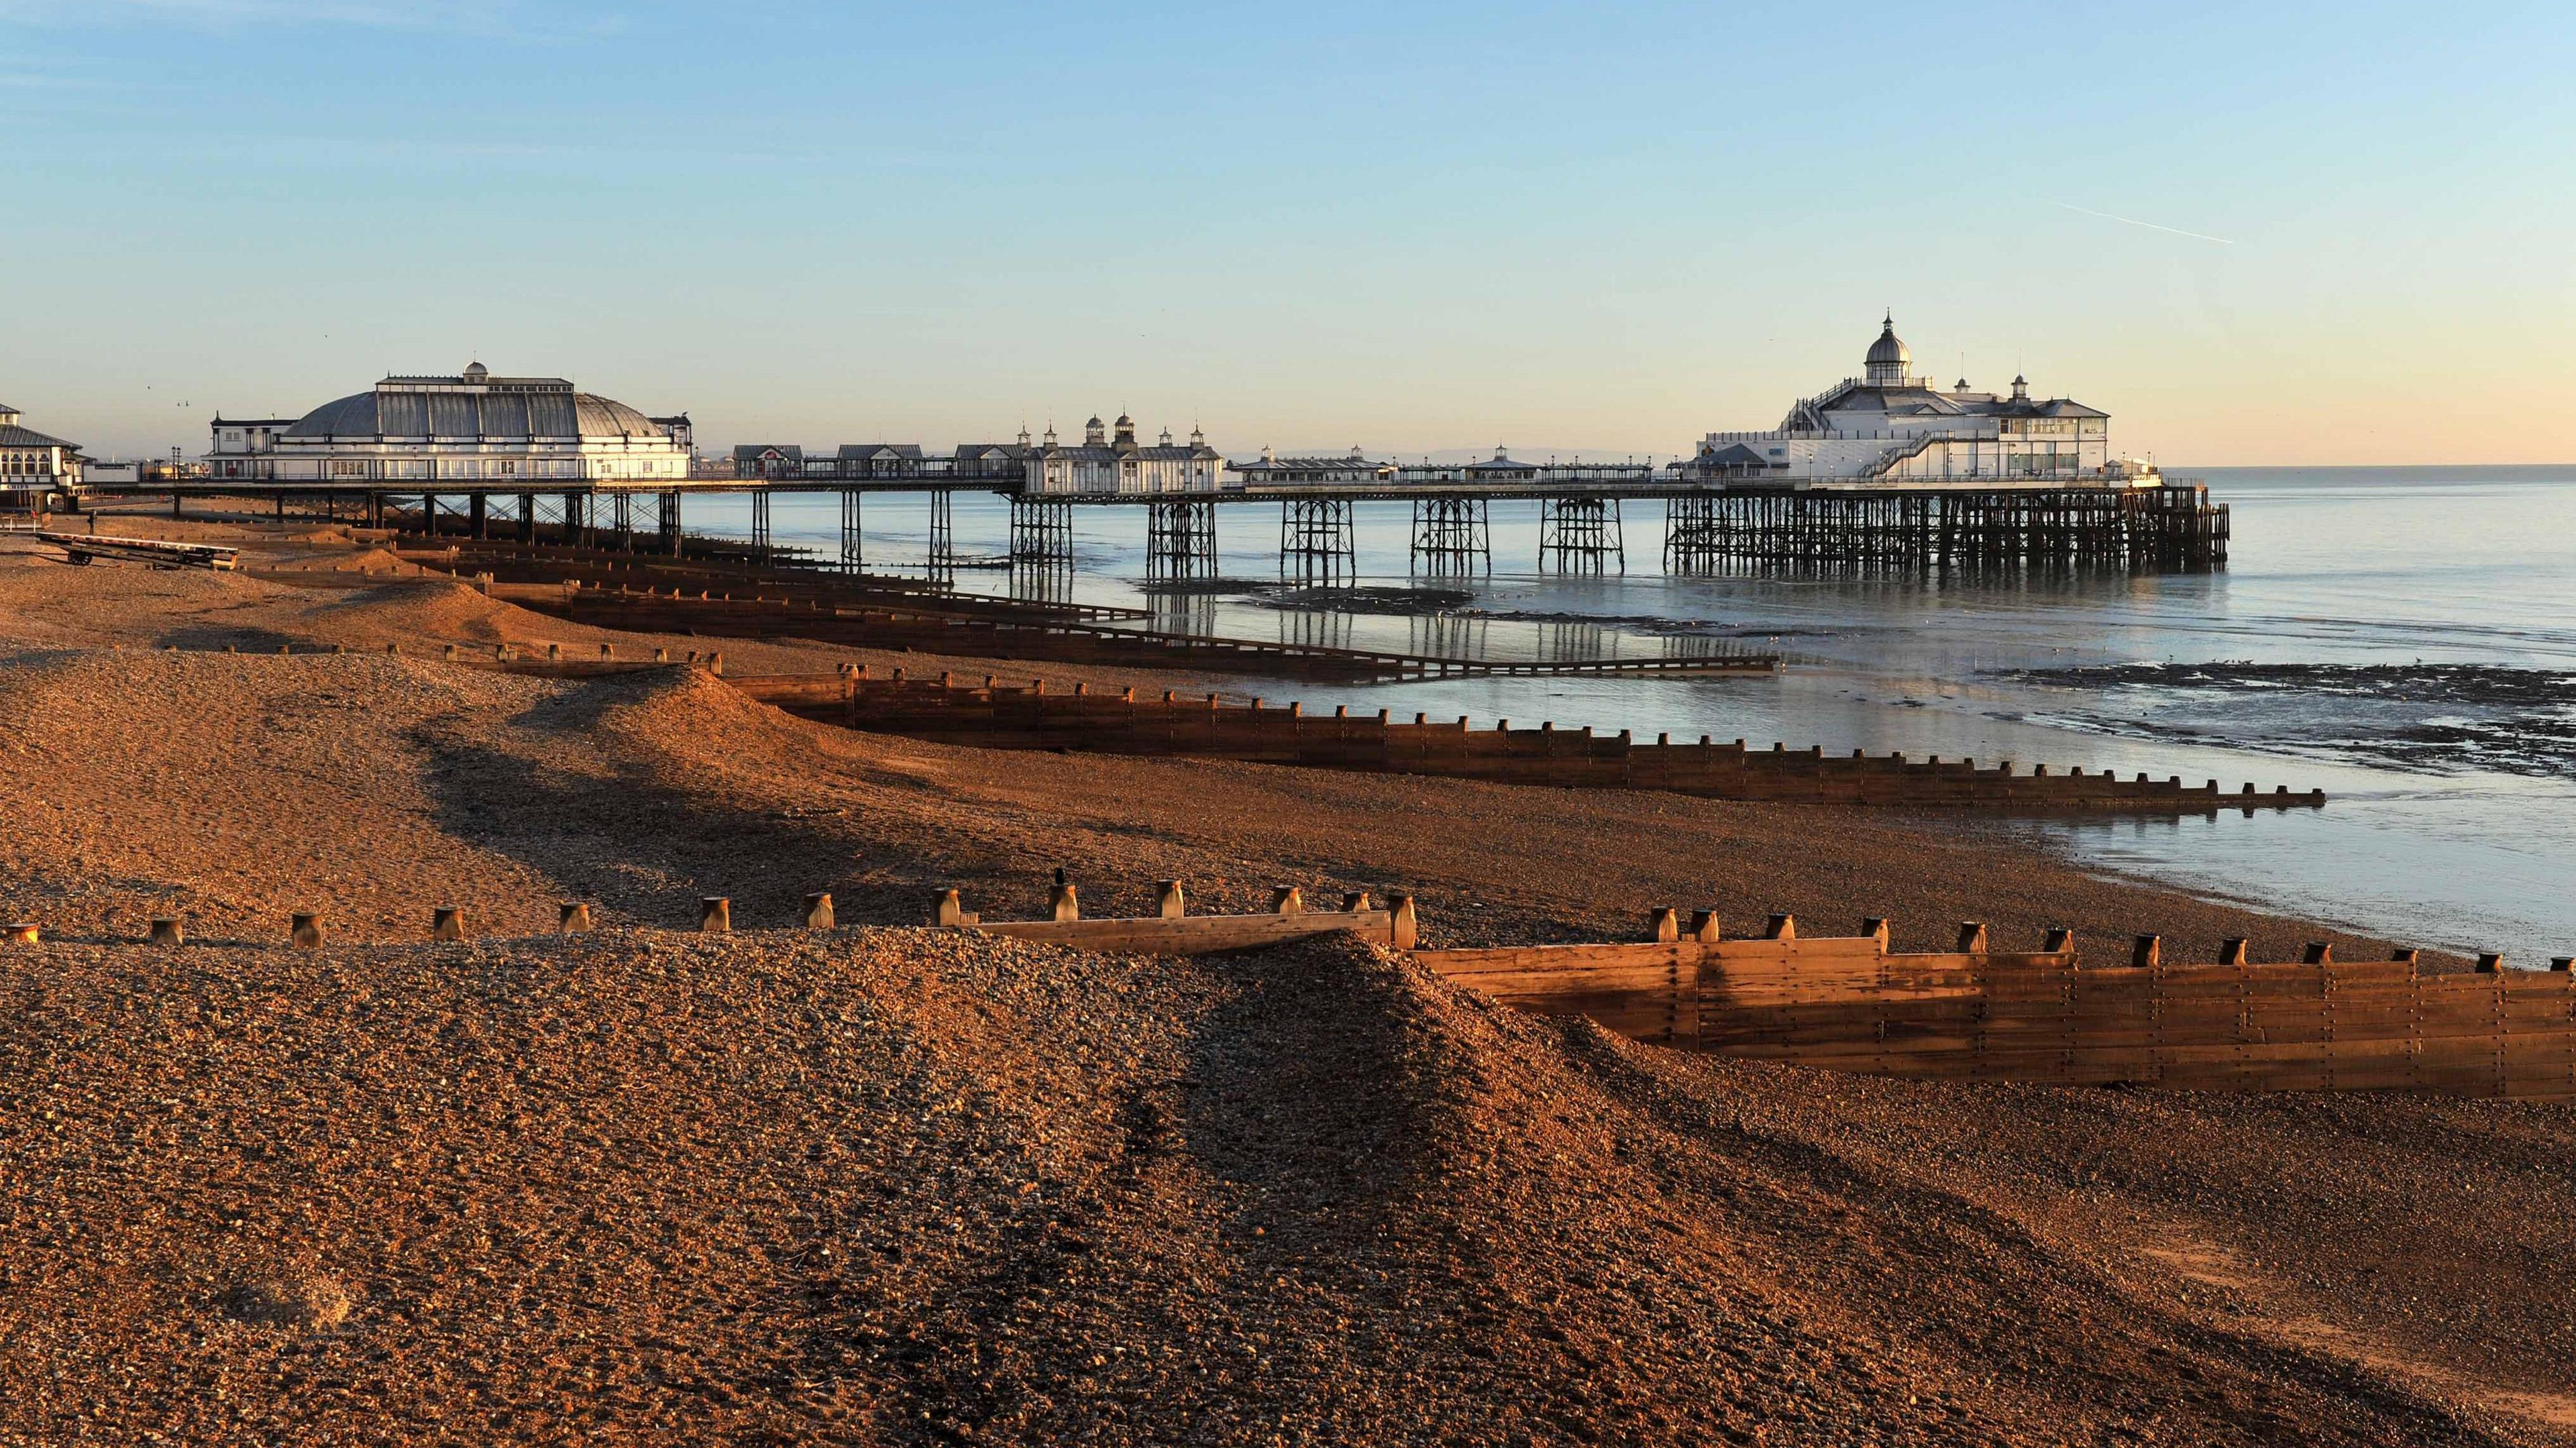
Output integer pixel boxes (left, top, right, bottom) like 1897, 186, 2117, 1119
2, 538, 2569, 1445
6, 927, 2573, 1445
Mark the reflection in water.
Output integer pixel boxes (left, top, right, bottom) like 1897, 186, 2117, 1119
1281, 608, 1355, 652
1536, 618, 1617, 664
1409, 614, 1489, 660
1147, 592, 1218, 637
1009, 561, 1073, 607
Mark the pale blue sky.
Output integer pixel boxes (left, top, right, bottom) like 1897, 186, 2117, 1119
4, 0, 2571, 463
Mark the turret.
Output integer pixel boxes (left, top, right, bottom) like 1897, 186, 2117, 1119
1864, 313, 1910, 387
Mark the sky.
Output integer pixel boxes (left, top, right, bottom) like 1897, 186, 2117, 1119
2, 0, 2572, 465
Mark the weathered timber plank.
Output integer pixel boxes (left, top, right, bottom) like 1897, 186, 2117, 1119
968, 911, 1393, 955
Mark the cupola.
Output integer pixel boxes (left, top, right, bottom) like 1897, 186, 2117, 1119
1864, 313, 1910, 386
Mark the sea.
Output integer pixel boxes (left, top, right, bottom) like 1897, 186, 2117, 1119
682, 467, 2576, 963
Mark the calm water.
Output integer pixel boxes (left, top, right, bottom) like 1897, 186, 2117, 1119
685, 468, 2576, 961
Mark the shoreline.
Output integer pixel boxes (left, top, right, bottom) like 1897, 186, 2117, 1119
0, 525, 2433, 964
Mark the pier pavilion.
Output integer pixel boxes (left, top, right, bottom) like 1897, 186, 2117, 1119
205, 364, 694, 487
1687, 315, 2116, 486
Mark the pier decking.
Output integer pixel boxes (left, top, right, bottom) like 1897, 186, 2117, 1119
87, 473, 2230, 577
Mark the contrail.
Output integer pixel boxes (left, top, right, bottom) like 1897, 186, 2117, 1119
2055, 202, 2235, 245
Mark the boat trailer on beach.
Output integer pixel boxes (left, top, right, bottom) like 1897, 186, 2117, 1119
32, 531, 238, 571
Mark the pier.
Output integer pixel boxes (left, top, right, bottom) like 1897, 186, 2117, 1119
93, 469, 2231, 579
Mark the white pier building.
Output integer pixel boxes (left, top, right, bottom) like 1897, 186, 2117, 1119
0, 401, 83, 506
1026, 413, 1228, 494
1690, 317, 2121, 487
205, 364, 693, 485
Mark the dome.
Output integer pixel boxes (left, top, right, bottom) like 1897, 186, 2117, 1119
285, 383, 666, 441
1864, 313, 1910, 384
1865, 314, 1909, 366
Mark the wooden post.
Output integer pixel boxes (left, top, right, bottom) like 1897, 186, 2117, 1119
933, 889, 972, 927
2218, 938, 2249, 966
442, 644, 458, 661
1954, 922, 1989, 954
1688, 910, 1721, 944
699, 897, 731, 933
148, 917, 184, 946
1763, 913, 1796, 941
1155, 881, 1186, 919
1341, 891, 1373, 913
1051, 883, 1079, 923
558, 902, 592, 934
2, 922, 36, 946
2131, 934, 2161, 969
802, 892, 835, 929
1648, 907, 1679, 944
1269, 886, 1303, 915
2475, 952, 2504, 973
2300, 941, 2333, 964
1389, 894, 1419, 951
431, 905, 466, 941
2390, 948, 2421, 970
290, 913, 323, 949
2041, 928, 2075, 958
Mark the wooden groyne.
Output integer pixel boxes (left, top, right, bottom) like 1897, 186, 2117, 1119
731, 666, 2327, 812
125, 647, 2318, 812
35, 840, 2565, 1102
424, 569, 1780, 683
1421, 917, 2576, 1099
396, 541, 1146, 624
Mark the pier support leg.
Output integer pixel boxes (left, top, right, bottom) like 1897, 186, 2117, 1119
659, 490, 682, 557
519, 492, 536, 543
469, 492, 488, 540
1279, 496, 1355, 583
839, 488, 862, 574
1146, 499, 1219, 583
1409, 497, 1490, 576
751, 490, 772, 564
926, 489, 954, 583
1662, 493, 1722, 575
612, 492, 632, 551
1538, 496, 1623, 574
1010, 496, 1073, 567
